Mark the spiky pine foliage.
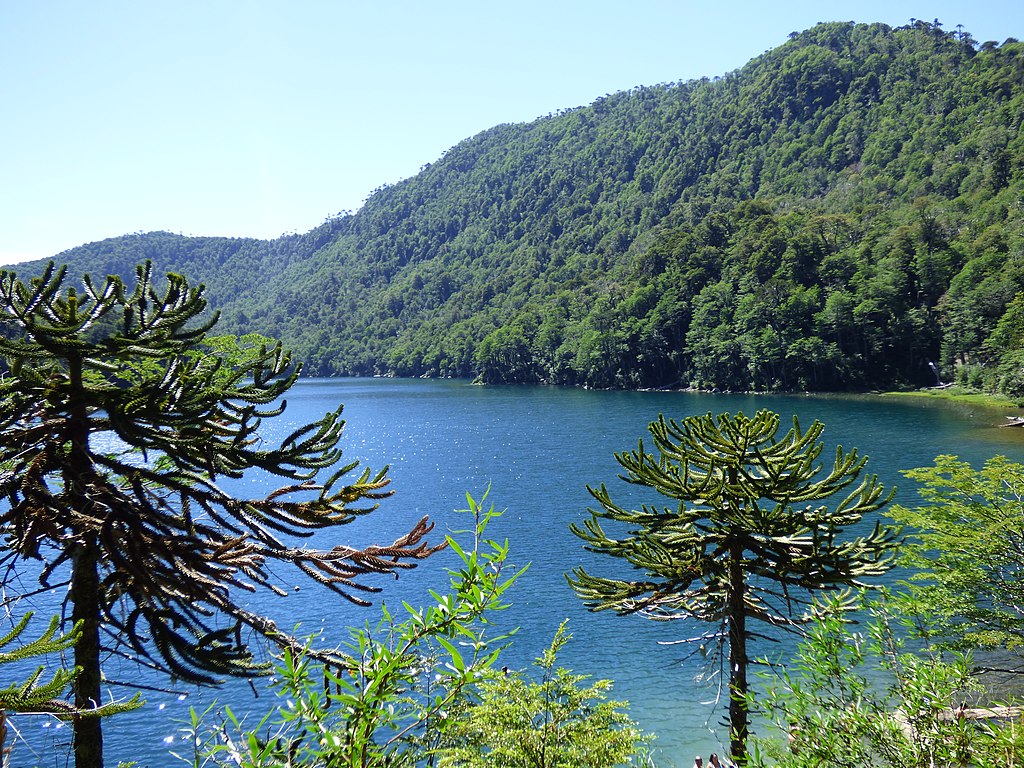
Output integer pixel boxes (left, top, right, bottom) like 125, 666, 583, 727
0, 614, 79, 712
0, 612, 141, 764
0, 261, 444, 768
567, 409, 901, 765
0, 612, 139, 713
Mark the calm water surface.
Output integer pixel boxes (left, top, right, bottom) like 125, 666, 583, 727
16, 379, 1024, 767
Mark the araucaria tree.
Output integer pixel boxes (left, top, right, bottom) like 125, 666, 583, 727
567, 410, 900, 765
0, 262, 442, 768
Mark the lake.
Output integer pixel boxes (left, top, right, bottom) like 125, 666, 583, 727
15, 379, 1024, 767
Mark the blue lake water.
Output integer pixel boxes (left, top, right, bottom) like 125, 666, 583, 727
12, 379, 1024, 767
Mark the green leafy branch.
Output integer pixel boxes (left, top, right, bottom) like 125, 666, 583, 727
188, 490, 526, 768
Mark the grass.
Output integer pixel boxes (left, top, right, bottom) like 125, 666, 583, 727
882, 385, 1022, 409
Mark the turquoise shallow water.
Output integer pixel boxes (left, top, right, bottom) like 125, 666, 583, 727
12, 379, 1024, 767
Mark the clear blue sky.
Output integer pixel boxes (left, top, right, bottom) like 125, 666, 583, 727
2, 1, 1022, 265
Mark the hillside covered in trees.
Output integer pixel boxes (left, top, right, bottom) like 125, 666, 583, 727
32, 20, 1024, 395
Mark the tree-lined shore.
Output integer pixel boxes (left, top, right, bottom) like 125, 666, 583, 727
30, 21, 1024, 399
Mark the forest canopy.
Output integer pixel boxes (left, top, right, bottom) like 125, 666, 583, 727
37, 21, 1024, 397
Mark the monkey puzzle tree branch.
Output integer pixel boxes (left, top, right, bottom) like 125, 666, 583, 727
0, 261, 444, 767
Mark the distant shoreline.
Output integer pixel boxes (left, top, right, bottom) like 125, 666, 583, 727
325, 373, 1024, 411
880, 386, 1021, 409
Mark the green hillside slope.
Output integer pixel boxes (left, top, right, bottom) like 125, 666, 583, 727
27, 20, 1024, 395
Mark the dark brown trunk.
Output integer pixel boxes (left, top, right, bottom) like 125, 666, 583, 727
71, 538, 104, 768
728, 538, 749, 766
67, 352, 105, 768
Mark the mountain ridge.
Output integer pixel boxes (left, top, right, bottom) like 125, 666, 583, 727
18, 20, 1024, 396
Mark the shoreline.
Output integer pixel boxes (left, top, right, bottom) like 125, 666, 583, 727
879, 386, 1022, 410
332, 374, 1024, 411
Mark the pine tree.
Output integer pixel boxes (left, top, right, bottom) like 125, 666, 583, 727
0, 262, 443, 768
567, 409, 900, 765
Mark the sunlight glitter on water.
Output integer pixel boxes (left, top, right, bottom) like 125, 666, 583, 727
10, 379, 1024, 767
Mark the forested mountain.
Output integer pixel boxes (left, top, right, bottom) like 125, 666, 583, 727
28, 21, 1024, 395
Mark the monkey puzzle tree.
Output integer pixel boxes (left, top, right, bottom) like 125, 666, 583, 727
0, 613, 140, 764
0, 262, 443, 768
567, 410, 900, 765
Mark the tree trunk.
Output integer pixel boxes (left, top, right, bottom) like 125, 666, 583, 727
1, 708, 8, 768
71, 539, 104, 768
728, 539, 749, 766
67, 351, 104, 768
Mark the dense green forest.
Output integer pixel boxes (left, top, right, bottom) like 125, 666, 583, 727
30, 20, 1024, 395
